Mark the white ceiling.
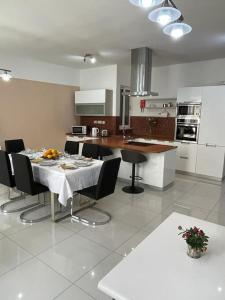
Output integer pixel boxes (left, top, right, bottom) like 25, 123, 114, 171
0, 0, 225, 69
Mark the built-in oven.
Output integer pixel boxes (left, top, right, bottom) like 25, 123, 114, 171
176, 118, 199, 143
177, 103, 201, 117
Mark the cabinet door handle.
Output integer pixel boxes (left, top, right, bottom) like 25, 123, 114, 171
206, 143, 216, 147
180, 156, 189, 160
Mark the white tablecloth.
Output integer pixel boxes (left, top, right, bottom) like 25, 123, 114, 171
10, 153, 103, 206
32, 160, 103, 206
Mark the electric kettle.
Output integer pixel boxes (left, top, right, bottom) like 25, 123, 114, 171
91, 127, 99, 137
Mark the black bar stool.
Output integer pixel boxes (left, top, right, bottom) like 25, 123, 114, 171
121, 149, 147, 194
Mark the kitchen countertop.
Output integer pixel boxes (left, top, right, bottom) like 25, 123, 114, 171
67, 135, 177, 153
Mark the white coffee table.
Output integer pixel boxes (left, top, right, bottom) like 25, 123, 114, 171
98, 213, 225, 300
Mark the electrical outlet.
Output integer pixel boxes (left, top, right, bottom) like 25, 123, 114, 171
94, 120, 98, 124
102, 121, 105, 125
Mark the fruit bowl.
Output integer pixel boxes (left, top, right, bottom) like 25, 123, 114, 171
42, 149, 62, 160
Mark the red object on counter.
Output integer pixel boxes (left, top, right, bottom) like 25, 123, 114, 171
140, 99, 146, 112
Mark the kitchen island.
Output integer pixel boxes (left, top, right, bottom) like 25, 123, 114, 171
67, 135, 177, 189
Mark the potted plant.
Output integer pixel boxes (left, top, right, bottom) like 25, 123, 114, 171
178, 225, 209, 259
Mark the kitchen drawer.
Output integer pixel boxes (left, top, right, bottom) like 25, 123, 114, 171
175, 142, 197, 173
196, 144, 225, 179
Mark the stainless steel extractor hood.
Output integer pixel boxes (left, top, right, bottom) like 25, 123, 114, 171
130, 47, 158, 97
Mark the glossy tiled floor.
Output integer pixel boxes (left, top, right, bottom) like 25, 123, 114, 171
0, 174, 225, 299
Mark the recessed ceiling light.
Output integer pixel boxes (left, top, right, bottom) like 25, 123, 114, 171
129, 0, 164, 9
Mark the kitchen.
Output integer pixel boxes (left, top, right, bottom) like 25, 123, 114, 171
67, 48, 225, 190
1, 1, 225, 300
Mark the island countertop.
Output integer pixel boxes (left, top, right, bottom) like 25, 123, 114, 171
68, 135, 177, 154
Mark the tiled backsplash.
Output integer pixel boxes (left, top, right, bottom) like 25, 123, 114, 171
79, 116, 120, 135
130, 116, 175, 140
79, 115, 175, 141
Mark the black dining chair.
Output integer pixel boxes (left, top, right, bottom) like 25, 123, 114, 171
64, 141, 79, 155
11, 153, 50, 223
0, 150, 39, 213
99, 146, 113, 160
71, 157, 121, 226
82, 143, 99, 159
5, 139, 25, 154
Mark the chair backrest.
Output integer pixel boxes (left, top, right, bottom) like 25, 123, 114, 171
121, 149, 147, 164
65, 141, 79, 155
95, 157, 121, 200
0, 150, 15, 188
11, 153, 35, 195
82, 143, 99, 159
99, 146, 113, 160
5, 139, 25, 154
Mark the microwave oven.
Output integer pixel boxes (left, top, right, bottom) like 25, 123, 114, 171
72, 126, 87, 135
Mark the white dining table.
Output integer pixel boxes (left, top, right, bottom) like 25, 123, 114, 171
11, 151, 103, 222
98, 212, 225, 300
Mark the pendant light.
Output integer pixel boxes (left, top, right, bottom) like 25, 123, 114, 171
129, 0, 164, 9
148, 4, 181, 26
0, 69, 12, 82
163, 22, 192, 39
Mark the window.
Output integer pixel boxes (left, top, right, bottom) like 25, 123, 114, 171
119, 86, 130, 128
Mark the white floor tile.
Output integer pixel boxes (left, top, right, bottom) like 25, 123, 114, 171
0, 237, 32, 276
38, 234, 110, 282
207, 211, 225, 226
0, 258, 70, 300
115, 230, 150, 257
79, 219, 138, 250
112, 205, 156, 228
0, 212, 28, 235
76, 253, 122, 300
55, 285, 94, 300
9, 222, 74, 255
175, 193, 218, 210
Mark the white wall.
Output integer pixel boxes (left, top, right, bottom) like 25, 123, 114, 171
151, 57, 225, 98
0, 54, 80, 86
130, 57, 225, 116
80, 65, 118, 115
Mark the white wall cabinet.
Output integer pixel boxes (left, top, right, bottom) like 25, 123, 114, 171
199, 86, 225, 146
177, 87, 202, 103
174, 142, 197, 173
75, 89, 112, 116
196, 145, 225, 179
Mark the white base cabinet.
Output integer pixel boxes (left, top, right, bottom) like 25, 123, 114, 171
196, 145, 225, 179
174, 142, 197, 173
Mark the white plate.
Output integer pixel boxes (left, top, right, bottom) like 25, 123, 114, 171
39, 160, 57, 167
75, 161, 93, 167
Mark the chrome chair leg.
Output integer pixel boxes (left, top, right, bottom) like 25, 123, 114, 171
71, 195, 111, 226
20, 192, 51, 224
0, 188, 39, 214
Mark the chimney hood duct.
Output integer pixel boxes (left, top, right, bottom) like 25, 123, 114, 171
130, 47, 158, 97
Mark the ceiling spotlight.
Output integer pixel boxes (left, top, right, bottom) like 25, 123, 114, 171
0, 69, 12, 81
90, 56, 97, 64
84, 54, 97, 64
129, 0, 164, 9
148, 6, 181, 26
163, 22, 192, 39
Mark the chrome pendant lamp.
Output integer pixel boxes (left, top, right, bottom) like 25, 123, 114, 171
129, 0, 164, 8
129, 0, 192, 39
163, 22, 192, 39
148, 0, 181, 26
